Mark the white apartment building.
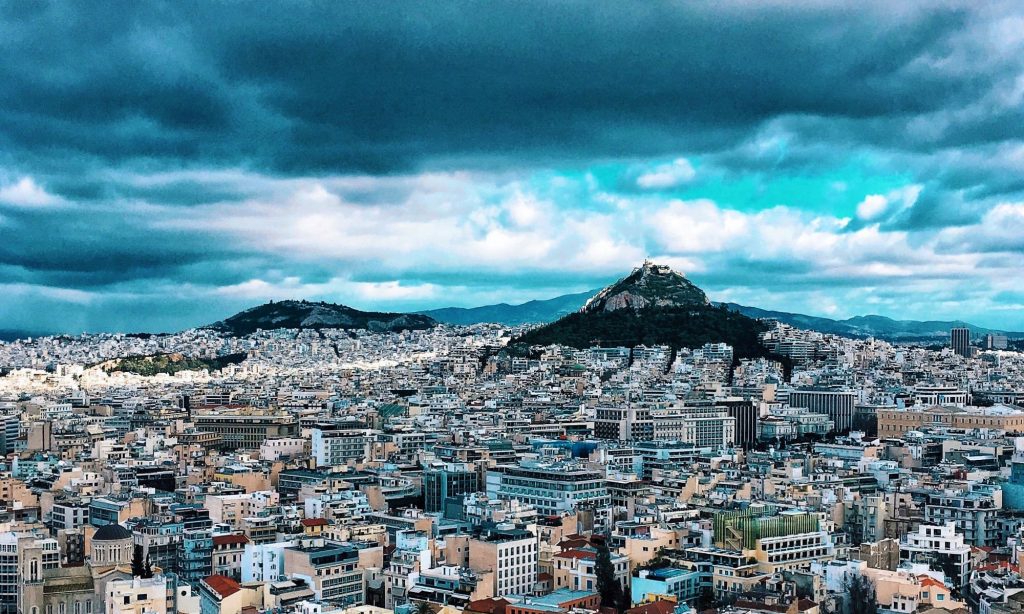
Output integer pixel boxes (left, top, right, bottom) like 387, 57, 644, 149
469, 527, 537, 597
900, 522, 971, 590
310, 428, 375, 468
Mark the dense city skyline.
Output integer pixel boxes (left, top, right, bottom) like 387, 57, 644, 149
4, 5, 1024, 613
3, 2, 1024, 333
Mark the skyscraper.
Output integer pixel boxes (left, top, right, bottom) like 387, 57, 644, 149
951, 327, 971, 357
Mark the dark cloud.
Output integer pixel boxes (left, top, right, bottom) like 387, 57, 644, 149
0, 1, 1010, 176
1, 1, 1024, 331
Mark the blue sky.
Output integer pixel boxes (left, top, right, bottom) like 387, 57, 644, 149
2, 1, 1024, 333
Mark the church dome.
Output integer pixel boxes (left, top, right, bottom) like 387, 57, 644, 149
94, 523, 132, 541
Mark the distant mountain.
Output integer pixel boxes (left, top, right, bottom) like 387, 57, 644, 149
207, 300, 436, 336
429, 278, 1022, 341
720, 303, 1024, 340
0, 330, 47, 342
420, 290, 595, 325
511, 262, 774, 361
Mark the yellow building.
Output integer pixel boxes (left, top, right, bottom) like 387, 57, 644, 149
877, 405, 1024, 437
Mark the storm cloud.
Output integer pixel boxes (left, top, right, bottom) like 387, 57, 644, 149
2, 1, 1024, 331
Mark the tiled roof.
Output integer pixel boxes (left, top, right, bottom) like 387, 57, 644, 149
626, 600, 675, 614
213, 534, 250, 546
203, 574, 241, 599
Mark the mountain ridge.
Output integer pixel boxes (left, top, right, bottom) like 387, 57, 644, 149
206, 299, 436, 336
419, 290, 594, 326
424, 288, 1023, 340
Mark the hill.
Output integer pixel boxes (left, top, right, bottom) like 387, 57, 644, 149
207, 300, 437, 336
429, 278, 1024, 340
420, 290, 595, 325
583, 262, 708, 312
102, 352, 247, 376
511, 262, 773, 361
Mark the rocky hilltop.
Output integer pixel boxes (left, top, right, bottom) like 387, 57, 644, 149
207, 300, 436, 336
510, 262, 775, 363
582, 261, 709, 313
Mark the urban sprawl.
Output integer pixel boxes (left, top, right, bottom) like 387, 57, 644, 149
0, 321, 1021, 614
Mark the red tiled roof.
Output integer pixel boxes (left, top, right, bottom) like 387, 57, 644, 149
213, 534, 250, 546
918, 576, 946, 590
466, 597, 509, 614
203, 574, 241, 599
554, 548, 595, 560
301, 518, 329, 527
626, 600, 675, 614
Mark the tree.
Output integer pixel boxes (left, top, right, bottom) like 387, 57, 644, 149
595, 538, 626, 611
695, 587, 717, 612
131, 545, 145, 577
931, 558, 963, 598
830, 574, 877, 614
132, 544, 154, 579
414, 601, 434, 614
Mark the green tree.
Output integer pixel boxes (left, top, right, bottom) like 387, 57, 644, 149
595, 539, 626, 610
830, 574, 877, 614
132, 544, 154, 579
414, 601, 434, 614
131, 544, 145, 577
695, 587, 717, 612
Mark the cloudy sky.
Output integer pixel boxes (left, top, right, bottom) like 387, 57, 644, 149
2, 1, 1024, 333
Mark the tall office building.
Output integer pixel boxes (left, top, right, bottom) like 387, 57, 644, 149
951, 327, 971, 357
789, 390, 856, 432
423, 463, 478, 513
719, 400, 758, 449
986, 333, 1009, 350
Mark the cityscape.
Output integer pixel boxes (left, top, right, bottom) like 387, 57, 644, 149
2, 4, 1024, 614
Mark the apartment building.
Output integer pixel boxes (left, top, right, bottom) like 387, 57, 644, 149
284, 540, 383, 605
899, 523, 971, 591
310, 426, 375, 468
487, 461, 611, 531
469, 526, 538, 598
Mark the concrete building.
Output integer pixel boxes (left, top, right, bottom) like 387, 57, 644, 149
488, 461, 611, 531
310, 427, 375, 468
424, 463, 479, 514
192, 411, 298, 451
899, 523, 971, 591
284, 540, 383, 605
878, 404, 1024, 437
789, 390, 856, 433
469, 526, 537, 598
951, 327, 971, 357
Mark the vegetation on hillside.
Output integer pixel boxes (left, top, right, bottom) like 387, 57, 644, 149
513, 304, 766, 356
104, 352, 247, 376
208, 299, 436, 336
